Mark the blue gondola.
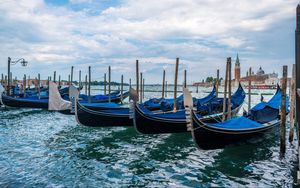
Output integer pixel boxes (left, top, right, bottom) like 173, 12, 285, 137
190, 86, 288, 150
1, 86, 127, 109
133, 83, 245, 134
74, 85, 229, 128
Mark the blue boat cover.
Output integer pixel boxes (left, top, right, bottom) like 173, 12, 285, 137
81, 102, 120, 108
197, 84, 245, 113
197, 85, 217, 106
209, 116, 264, 130
138, 104, 186, 119
207, 87, 286, 130
159, 85, 217, 111
251, 88, 288, 111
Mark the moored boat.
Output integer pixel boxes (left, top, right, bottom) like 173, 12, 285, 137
133, 84, 245, 134
74, 86, 218, 127
189, 86, 288, 150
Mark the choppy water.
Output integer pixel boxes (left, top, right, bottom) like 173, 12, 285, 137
0, 86, 298, 187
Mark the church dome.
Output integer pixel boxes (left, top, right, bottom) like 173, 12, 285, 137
256, 67, 265, 75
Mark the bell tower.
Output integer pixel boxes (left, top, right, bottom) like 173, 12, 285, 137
234, 54, 241, 81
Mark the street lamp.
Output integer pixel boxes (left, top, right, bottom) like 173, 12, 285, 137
7, 57, 28, 95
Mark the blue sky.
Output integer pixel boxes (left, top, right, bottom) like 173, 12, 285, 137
0, 0, 297, 84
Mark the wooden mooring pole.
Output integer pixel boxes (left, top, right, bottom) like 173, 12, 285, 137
227, 58, 232, 119
289, 64, 296, 143
70, 66, 74, 85
79, 70, 81, 87
143, 78, 145, 99
108, 66, 111, 103
129, 78, 131, 89
136, 60, 139, 100
88, 66, 91, 103
104, 73, 107, 95
140, 72, 143, 103
58, 75, 61, 88
173, 58, 179, 112
38, 73, 40, 99
216, 69, 219, 97
53, 71, 56, 83
85, 75, 87, 95
280, 65, 288, 155
184, 69, 187, 88
121, 75, 124, 102
23, 74, 26, 97
222, 60, 229, 121
162, 70, 165, 98
295, 5, 300, 183
248, 67, 252, 112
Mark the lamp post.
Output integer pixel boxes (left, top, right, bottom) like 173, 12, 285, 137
7, 57, 28, 95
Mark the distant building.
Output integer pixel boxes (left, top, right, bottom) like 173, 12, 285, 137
239, 67, 279, 87
234, 54, 241, 82
194, 54, 282, 88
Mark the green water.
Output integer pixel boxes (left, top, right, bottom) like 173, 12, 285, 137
0, 86, 298, 187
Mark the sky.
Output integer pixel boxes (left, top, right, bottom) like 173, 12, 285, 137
0, 0, 297, 84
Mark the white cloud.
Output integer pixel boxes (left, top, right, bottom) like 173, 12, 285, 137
0, 0, 296, 83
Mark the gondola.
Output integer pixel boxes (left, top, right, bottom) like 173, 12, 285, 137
189, 86, 288, 150
1, 95, 49, 108
133, 83, 245, 134
75, 100, 132, 127
48, 82, 127, 115
74, 86, 218, 127
1, 86, 71, 109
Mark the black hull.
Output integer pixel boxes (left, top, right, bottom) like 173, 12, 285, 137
86, 91, 129, 103
75, 100, 133, 127
134, 106, 187, 134
134, 104, 242, 134
58, 109, 74, 115
191, 112, 280, 150
59, 102, 131, 115
2, 95, 48, 109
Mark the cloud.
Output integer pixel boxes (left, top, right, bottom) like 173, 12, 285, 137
0, 0, 296, 83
